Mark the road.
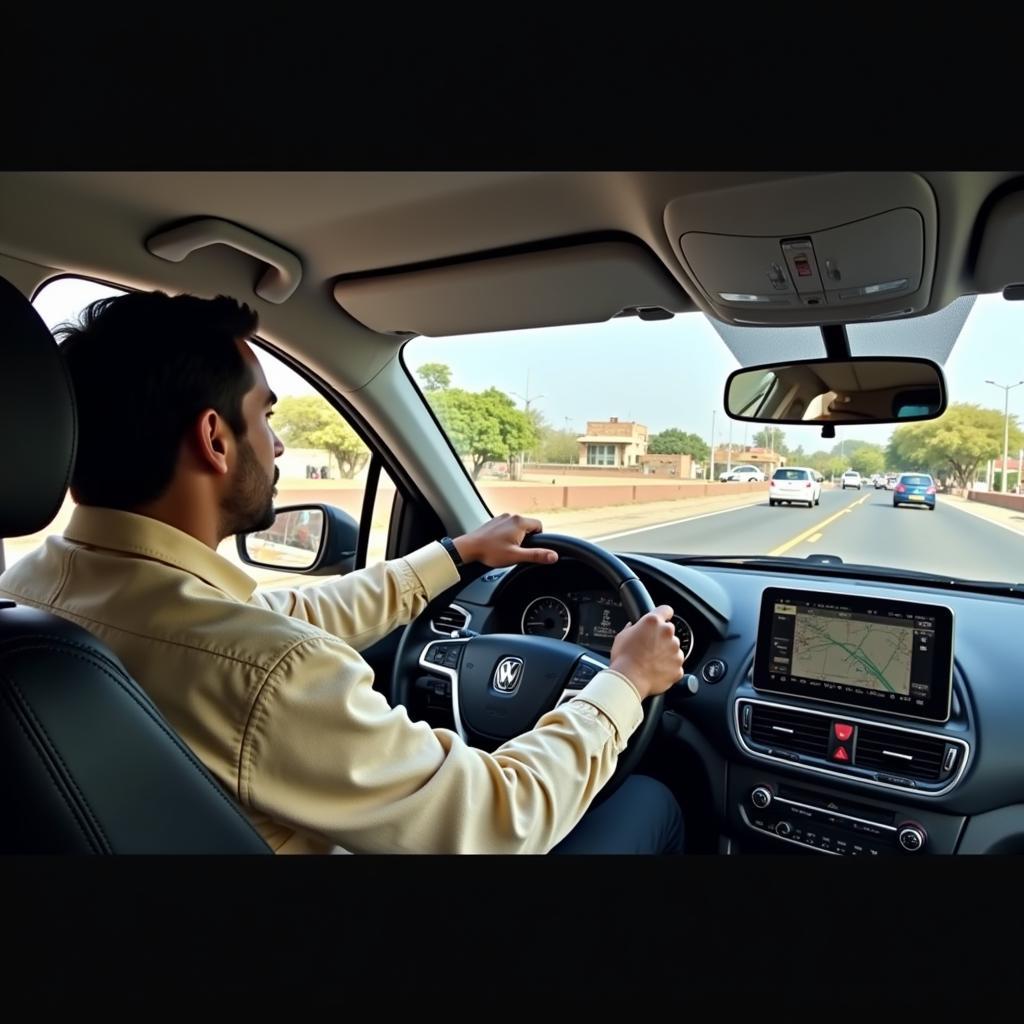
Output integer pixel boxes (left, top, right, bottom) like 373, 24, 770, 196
597, 485, 1024, 583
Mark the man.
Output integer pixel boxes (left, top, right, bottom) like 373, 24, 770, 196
0, 291, 686, 854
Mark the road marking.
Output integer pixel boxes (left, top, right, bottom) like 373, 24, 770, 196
768, 502, 856, 556
590, 497, 768, 542
808, 532, 823, 543
855, 494, 872, 506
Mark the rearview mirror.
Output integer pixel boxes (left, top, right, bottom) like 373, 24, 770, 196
236, 503, 359, 575
724, 356, 946, 426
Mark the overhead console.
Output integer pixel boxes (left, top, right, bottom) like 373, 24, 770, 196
664, 172, 938, 326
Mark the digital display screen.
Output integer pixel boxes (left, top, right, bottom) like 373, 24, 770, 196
569, 590, 628, 653
753, 587, 953, 722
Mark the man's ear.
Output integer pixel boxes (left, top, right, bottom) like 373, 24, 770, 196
190, 408, 232, 476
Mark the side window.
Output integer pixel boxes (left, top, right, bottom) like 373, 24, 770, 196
22, 277, 393, 591
225, 346, 395, 590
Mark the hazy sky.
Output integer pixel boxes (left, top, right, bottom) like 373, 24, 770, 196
34, 278, 1024, 458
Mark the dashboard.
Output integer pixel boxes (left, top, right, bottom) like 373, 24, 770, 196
426, 552, 1024, 856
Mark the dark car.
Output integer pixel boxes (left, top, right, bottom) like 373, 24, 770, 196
893, 472, 937, 509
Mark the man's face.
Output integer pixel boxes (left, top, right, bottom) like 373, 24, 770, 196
220, 342, 284, 537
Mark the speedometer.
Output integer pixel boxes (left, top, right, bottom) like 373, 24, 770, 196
521, 596, 572, 640
672, 615, 695, 660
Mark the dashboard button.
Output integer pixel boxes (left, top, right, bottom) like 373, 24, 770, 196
702, 659, 727, 683
833, 722, 854, 742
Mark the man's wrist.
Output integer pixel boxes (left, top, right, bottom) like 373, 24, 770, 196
449, 535, 477, 565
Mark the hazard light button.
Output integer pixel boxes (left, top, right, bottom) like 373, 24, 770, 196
832, 746, 850, 762
834, 723, 854, 742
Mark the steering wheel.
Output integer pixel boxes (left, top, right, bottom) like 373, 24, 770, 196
389, 533, 665, 801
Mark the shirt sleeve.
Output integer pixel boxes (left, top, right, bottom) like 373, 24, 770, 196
250, 541, 460, 651
236, 633, 645, 854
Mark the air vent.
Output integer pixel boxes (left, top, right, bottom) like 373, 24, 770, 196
431, 605, 469, 635
854, 724, 946, 781
750, 704, 830, 759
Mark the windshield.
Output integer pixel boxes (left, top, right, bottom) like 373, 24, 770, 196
405, 293, 1024, 585
774, 469, 809, 480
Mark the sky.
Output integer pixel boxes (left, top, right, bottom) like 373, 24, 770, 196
33, 278, 1024, 460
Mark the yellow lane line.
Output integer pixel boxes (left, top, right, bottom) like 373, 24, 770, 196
807, 532, 823, 543
768, 503, 856, 556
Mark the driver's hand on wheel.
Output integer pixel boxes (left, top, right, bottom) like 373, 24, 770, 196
452, 513, 559, 568
609, 606, 685, 700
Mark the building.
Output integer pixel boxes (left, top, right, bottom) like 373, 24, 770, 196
712, 445, 786, 476
577, 417, 648, 467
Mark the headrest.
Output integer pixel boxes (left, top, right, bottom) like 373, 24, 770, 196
0, 276, 77, 537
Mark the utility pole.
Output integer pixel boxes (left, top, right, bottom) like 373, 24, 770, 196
708, 409, 717, 481
986, 379, 1024, 493
511, 370, 545, 481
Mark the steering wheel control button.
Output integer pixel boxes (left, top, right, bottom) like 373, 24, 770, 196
898, 825, 925, 852
751, 786, 773, 809
833, 722, 854, 742
701, 659, 726, 683
570, 661, 601, 687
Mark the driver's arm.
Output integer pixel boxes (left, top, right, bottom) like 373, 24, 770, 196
251, 514, 559, 652
251, 541, 460, 653
238, 631, 644, 854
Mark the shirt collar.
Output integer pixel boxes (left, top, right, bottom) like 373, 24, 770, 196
63, 505, 258, 602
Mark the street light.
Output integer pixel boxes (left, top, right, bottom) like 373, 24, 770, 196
985, 379, 1024, 493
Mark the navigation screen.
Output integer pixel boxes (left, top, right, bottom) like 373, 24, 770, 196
753, 587, 953, 722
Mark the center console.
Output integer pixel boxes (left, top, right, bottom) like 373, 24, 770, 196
729, 586, 972, 854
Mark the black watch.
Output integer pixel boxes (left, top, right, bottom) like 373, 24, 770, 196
439, 536, 465, 567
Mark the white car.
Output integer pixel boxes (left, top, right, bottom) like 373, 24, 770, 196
841, 470, 862, 490
769, 467, 822, 507
719, 464, 765, 482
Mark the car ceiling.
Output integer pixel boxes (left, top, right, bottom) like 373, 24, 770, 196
0, 170, 1022, 372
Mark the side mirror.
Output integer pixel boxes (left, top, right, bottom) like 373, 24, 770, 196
724, 356, 947, 426
236, 504, 359, 576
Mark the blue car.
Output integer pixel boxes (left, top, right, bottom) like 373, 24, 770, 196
893, 472, 937, 509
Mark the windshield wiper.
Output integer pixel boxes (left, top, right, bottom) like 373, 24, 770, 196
671, 553, 1024, 596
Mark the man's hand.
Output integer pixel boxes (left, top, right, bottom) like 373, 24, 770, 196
609, 606, 685, 700
452, 513, 559, 568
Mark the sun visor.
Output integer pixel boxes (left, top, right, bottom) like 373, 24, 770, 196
975, 186, 1024, 294
332, 239, 695, 337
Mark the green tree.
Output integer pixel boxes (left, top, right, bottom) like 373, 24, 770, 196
274, 395, 371, 478
428, 387, 539, 480
846, 443, 886, 477
752, 427, 788, 455
535, 426, 579, 464
415, 362, 452, 392
887, 403, 1024, 489
648, 428, 710, 461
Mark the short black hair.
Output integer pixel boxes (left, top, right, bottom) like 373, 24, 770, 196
57, 291, 259, 509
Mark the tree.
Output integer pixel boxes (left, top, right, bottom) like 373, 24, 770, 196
415, 362, 452, 392
428, 387, 539, 480
274, 395, 371, 478
535, 426, 579, 464
648, 428, 710, 461
847, 442, 886, 477
887, 403, 1024, 489
752, 427, 788, 455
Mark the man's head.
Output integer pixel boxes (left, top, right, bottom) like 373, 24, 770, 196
58, 291, 284, 541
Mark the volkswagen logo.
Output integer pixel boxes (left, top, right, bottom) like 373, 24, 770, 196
492, 656, 524, 694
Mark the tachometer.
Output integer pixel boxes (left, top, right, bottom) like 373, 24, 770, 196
521, 596, 572, 640
672, 615, 695, 660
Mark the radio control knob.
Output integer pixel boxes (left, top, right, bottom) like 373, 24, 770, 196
775, 821, 792, 837
751, 786, 773, 809
898, 825, 926, 852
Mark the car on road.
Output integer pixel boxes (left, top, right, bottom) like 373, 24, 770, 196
769, 467, 821, 507
885, 473, 899, 490
873, 474, 886, 489
719, 464, 765, 483
841, 470, 862, 490
893, 472, 937, 510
